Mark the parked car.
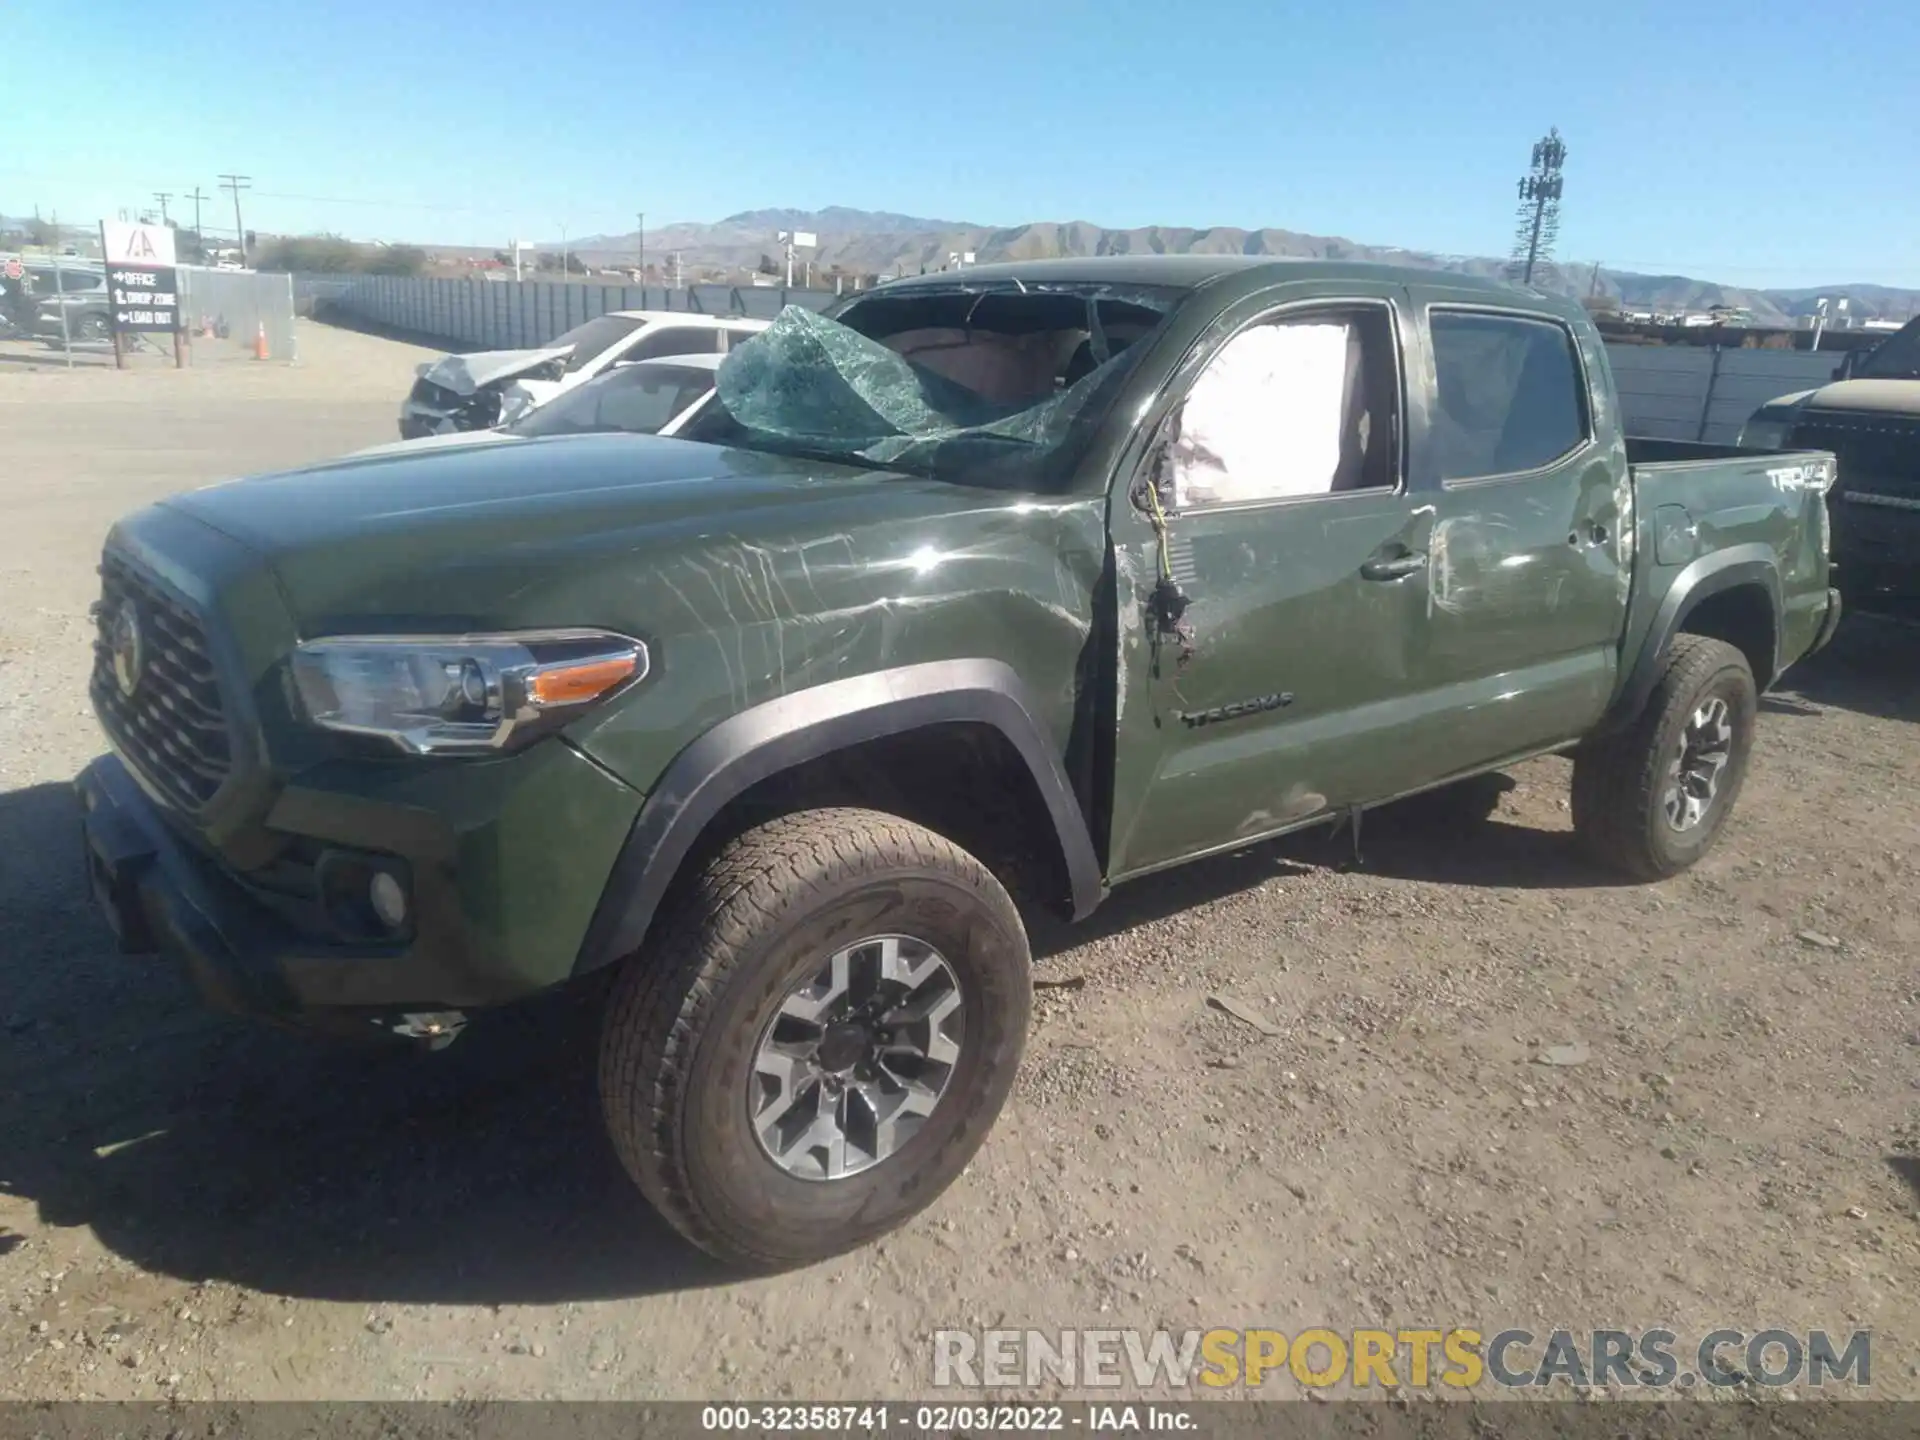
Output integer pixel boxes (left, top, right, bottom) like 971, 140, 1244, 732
397, 311, 767, 438
355, 354, 724, 459
14, 260, 111, 341
77, 256, 1839, 1271
1740, 314, 1920, 617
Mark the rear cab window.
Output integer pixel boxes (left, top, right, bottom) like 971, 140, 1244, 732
1428, 310, 1589, 482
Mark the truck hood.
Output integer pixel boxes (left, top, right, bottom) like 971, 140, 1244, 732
1794, 378, 1920, 417
159, 434, 1043, 633
349, 429, 526, 459
418, 345, 574, 394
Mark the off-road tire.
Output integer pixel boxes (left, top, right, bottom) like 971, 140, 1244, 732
597, 807, 1031, 1270
1571, 635, 1758, 880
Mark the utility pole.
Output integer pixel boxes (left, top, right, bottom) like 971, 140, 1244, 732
1588, 260, 1602, 297
152, 192, 173, 225
636, 211, 645, 282
187, 186, 209, 251
219, 174, 252, 264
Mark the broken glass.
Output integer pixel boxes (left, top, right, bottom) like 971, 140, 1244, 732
692, 288, 1178, 488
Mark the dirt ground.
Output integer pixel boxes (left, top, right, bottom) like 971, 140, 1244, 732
1, 322, 1915, 1404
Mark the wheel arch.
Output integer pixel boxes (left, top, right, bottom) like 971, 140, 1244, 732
573, 659, 1105, 976
1602, 546, 1782, 735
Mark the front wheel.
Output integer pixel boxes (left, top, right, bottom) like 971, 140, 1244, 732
597, 807, 1031, 1269
74, 313, 111, 342
1571, 635, 1758, 880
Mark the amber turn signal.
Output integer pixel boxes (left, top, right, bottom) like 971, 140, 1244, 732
530, 655, 641, 707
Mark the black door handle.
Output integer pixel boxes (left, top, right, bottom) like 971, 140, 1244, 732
1360, 551, 1428, 581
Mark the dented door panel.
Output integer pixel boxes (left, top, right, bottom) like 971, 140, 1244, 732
1108, 488, 1430, 877
1103, 279, 1441, 879
1401, 287, 1633, 769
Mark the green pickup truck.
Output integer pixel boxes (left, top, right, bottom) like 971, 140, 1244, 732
77, 257, 1841, 1269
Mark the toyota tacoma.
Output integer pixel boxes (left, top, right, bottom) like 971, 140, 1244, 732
77, 256, 1842, 1269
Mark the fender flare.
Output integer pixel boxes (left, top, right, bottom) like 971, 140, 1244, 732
572, 659, 1105, 975
1601, 545, 1783, 734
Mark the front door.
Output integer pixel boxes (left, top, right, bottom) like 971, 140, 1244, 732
1106, 291, 1438, 880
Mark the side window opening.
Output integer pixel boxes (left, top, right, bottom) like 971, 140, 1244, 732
1160, 306, 1399, 509
1429, 311, 1588, 481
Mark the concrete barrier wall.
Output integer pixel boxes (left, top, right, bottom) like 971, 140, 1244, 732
327, 276, 1842, 443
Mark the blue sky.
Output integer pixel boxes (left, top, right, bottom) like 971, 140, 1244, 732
6, 0, 1913, 290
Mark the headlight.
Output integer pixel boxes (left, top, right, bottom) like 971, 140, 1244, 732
1738, 416, 1790, 451
290, 630, 647, 755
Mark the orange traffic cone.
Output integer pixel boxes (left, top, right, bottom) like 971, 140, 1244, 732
253, 322, 269, 361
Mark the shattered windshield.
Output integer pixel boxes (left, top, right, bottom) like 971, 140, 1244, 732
1854, 318, 1920, 380
679, 282, 1184, 488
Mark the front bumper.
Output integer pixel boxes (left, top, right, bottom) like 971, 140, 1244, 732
397, 402, 461, 441
75, 741, 643, 1033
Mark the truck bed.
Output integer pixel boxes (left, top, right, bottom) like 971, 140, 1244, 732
1617, 434, 1837, 695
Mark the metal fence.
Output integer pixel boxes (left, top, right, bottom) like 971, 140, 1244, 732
176, 266, 297, 362
327, 275, 836, 350
319, 275, 1847, 440
1606, 344, 1840, 444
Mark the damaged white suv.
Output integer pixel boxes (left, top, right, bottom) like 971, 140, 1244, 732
397, 310, 767, 438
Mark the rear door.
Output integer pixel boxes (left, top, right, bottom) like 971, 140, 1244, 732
1401, 289, 1631, 768
1106, 284, 1441, 879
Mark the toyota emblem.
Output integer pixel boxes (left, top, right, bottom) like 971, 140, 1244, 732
110, 599, 145, 697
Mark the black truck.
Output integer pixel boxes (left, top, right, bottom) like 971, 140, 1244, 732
1741, 316, 1920, 617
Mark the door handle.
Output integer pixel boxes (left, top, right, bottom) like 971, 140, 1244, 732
1360, 551, 1428, 581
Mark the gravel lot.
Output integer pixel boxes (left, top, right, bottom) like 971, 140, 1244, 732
1, 322, 1916, 1403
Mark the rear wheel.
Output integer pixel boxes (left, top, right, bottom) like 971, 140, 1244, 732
1571, 635, 1757, 879
597, 807, 1030, 1269
74, 313, 110, 342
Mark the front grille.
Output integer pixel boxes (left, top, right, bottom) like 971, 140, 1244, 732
408, 376, 500, 428
89, 552, 233, 811
1790, 411, 1920, 503
408, 376, 458, 409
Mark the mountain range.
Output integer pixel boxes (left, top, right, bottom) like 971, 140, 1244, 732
556, 207, 1918, 326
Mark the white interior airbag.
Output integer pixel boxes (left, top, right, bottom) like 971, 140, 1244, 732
1172, 322, 1351, 506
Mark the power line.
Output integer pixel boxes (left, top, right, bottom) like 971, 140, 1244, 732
219, 174, 252, 263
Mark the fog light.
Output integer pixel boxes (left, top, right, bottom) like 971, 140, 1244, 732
368, 871, 409, 931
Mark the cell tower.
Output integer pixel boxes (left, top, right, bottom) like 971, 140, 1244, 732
1508, 127, 1567, 287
